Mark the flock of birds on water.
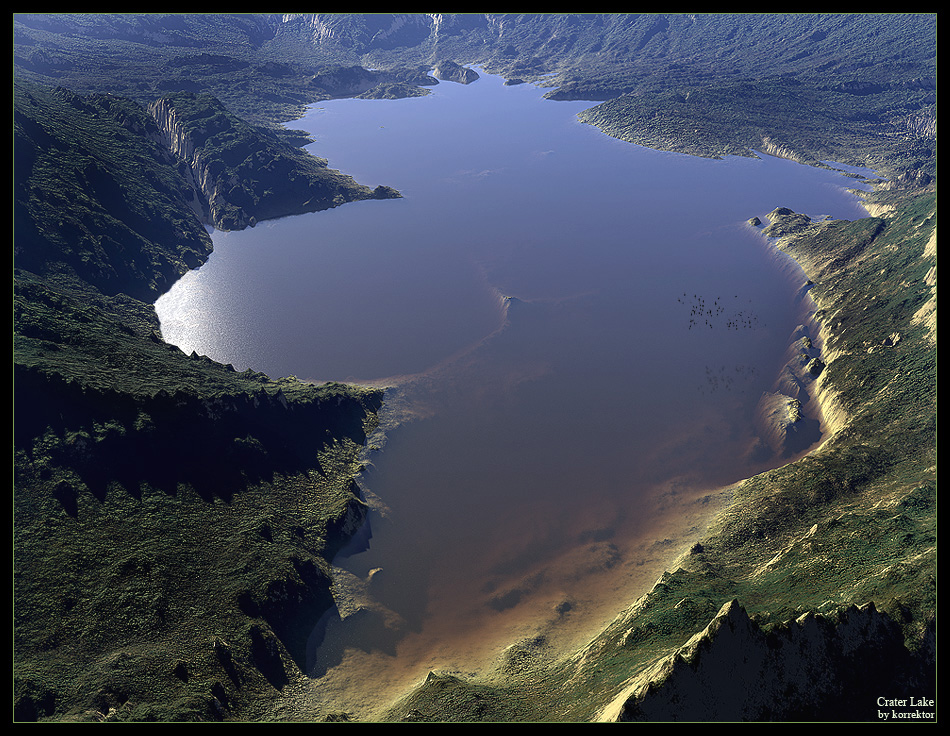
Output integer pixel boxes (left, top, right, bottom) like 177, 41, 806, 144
677, 292, 764, 332
677, 292, 765, 395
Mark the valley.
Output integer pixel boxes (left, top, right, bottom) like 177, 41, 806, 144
13, 14, 936, 723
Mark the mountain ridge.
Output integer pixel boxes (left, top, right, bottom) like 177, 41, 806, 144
13, 14, 935, 722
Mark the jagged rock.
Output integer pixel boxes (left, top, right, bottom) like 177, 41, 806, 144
754, 391, 808, 456
805, 357, 825, 375
372, 184, 402, 200
617, 600, 934, 722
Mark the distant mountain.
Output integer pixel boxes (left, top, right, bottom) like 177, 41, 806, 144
13, 13, 936, 724
14, 14, 936, 178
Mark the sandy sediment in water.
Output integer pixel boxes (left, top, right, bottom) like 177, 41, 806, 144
299, 207, 869, 721
298, 469, 737, 722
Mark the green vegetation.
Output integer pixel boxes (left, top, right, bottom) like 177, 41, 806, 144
14, 82, 213, 300
149, 91, 399, 230
577, 78, 936, 175
14, 270, 384, 722
376, 188, 936, 723
14, 13, 936, 722
14, 54, 385, 722
12, 13, 439, 126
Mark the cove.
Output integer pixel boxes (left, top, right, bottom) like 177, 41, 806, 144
156, 70, 877, 716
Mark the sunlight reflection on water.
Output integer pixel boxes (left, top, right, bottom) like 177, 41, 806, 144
155, 70, 878, 714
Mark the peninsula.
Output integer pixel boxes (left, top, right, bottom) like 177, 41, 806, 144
14, 14, 935, 722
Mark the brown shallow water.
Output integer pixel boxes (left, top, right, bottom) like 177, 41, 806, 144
156, 71, 879, 719
294, 275, 823, 719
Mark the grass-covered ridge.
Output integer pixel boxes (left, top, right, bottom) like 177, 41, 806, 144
14, 68, 387, 722
14, 258, 384, 722
374, 187, 936, 724
576, 77, 936, 175
14, 13, 936, 722
14, 272, 386, 721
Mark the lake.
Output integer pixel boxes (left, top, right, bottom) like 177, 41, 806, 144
156, 70, 877, 716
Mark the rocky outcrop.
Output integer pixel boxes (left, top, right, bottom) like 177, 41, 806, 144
751, 321, 825, 459
433, 60, 480, 84
279, 13, 436, 53
762, 207, 814, 239
617, 600, 935, 722
758, 137, 802, 163
754, 391, 809, 457
148, 94, 248, 228
775, 324, 823, 399
147, 92, 399, 231
307, 65, 379, 97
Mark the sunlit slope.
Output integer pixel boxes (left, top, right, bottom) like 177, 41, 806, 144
378, 189, 935, 722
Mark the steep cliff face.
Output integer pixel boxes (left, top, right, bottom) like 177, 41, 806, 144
277, 13, 438, 53
147, 92, 399, 231
617, 600, 935, 722
13, 82, 215, 300
146, 96, 214, 222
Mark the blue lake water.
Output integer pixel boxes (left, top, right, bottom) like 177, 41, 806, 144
156, 71, 877, 712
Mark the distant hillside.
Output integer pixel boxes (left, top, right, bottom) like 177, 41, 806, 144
13, 13, 936, 723
14, 13, 935, 182
148, 91, 399, 231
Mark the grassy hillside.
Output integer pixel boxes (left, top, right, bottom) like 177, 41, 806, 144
374, 186, 936, 724
576, 77, 935, 175
14, 74, 385, 723
14, 82, 214, 301
14, 13, 936, 722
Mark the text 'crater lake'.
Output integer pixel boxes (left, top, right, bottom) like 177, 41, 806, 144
156, 70, 878, 710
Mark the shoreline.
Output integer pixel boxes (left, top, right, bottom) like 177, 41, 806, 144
287, 115, 893, 722
585, 193, 879, 723
582, 179, 930, 723
295, 205, 859, 721
13, 14, 934, 724
158, 120, 929, 726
